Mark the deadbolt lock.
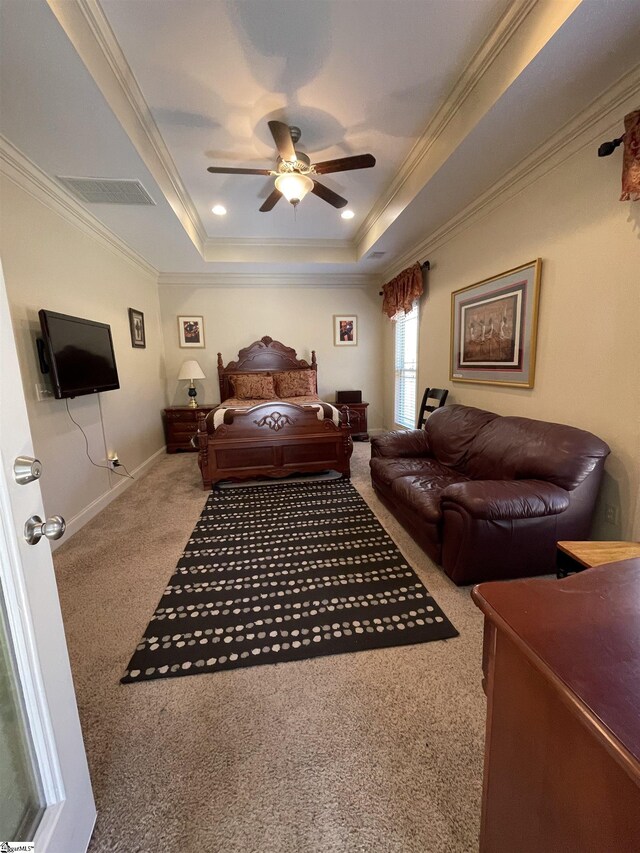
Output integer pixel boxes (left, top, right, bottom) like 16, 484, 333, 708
14, 456, 43, 485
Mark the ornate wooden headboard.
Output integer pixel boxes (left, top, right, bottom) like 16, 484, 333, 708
217, 336, 317, 401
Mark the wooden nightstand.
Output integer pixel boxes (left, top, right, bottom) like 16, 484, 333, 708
163, 405, 216, 453
337, 401, 369, 441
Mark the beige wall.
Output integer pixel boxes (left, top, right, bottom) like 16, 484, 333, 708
0, 177, 166, 540
383, 135, 640, 539
159, 283, 385, 429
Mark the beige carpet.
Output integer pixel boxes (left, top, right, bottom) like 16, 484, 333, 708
54, 442, 486, 853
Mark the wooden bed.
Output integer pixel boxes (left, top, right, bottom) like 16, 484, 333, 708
196, 336, 352, 489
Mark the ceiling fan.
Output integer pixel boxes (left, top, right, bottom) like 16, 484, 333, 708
206, 120, 375, 212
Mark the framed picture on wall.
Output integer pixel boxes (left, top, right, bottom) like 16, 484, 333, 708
333, 314, 357, 347
450, 259, 542, 387
178, 315, 205, 348
128, 308, 145, 348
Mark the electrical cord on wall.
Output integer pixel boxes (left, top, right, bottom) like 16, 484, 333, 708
113, 460, 134, 479
65, 399, 134, 480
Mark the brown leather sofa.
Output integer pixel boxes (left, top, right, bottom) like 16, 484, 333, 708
370, 405, 610, 585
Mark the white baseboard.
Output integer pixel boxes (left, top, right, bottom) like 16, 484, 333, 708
52, 446, 166, 550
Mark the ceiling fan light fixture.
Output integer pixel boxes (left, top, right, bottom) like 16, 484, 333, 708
207, 121, 375, 213
274, 172, 314, 206
341, 209, 355, 219
211, 204, 227, 216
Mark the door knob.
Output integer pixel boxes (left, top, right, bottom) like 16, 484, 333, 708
14, 455, 43, 485
24, 515, 66, 545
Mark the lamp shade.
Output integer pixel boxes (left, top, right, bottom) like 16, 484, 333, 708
177, 359, 205, 381
274, 172, 314, 205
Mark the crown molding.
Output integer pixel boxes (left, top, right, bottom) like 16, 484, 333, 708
381, 64, 640, 280
158, 272, 379, 289
203, 236, 357, 264
205, 236, 349, 249
354, 0, 582, 259
46, 0, 206, 256
0, 135, 158, 278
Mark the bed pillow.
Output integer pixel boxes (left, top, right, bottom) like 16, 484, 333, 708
274, 369, 316, 397
230, 373, 276, 400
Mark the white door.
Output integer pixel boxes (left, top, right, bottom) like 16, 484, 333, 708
0, 259, 95, 851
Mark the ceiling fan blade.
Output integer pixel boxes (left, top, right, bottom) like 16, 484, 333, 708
313, 154, 376, 175
207, 166, 272, 175
311, 181, 348, 209
259, 187, 282, 212
268, 120, 296, 162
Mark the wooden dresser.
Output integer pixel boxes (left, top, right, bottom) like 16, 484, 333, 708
472, 560, 640, 853
163, 405, 216, 453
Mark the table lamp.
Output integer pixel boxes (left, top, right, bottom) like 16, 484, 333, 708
178, 359, 205, 407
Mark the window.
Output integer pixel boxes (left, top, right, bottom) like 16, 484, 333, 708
394, 302, 418, 429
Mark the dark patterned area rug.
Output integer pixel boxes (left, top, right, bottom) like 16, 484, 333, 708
122, 480, 458, 683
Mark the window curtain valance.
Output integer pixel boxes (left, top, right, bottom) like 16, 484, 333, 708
621, 108, 640, 202
381, 262, 424, 319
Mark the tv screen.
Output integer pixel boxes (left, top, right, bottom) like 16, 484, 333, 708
38, 309, 120, 399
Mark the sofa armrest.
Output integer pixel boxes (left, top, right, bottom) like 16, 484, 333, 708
441, 479, 570, 520
370, 429, 431, 459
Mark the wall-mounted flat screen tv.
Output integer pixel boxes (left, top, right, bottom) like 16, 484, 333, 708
38, 309, 120, 399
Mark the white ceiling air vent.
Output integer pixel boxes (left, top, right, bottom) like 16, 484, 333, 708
56, 176, 156, 205
367, 251, 386, 260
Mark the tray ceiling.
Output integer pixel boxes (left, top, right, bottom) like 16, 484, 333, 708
1, 0, 639, 276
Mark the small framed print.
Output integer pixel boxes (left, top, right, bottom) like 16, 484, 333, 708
450, 259, 542, 387
128, 308, 145, 348
178, 315, 205, 348
334, 314, 357, 347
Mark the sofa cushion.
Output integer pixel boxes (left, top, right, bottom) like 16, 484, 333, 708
464, 417, 611, 490
370, 429, 430, 459
370, 456, 455, 488
391, 471, 470, 524
425, 405, 499, 470
441, 479, 570, 520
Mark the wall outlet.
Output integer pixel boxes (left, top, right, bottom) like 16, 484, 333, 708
108, 452, 119, 469
604, 503, 619, 526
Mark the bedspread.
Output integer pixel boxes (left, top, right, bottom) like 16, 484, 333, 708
210, 396, 341, 429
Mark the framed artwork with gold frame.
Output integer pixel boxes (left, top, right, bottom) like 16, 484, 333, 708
450, 259, 542, 388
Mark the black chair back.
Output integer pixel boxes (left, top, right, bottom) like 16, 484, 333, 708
417, 387, 449, 429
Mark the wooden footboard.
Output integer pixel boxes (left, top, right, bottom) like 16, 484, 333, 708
196, 402, 353, 489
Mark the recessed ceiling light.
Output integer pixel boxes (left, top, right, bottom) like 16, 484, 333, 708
212, 205, 227, 216
341, 209, 355, 220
